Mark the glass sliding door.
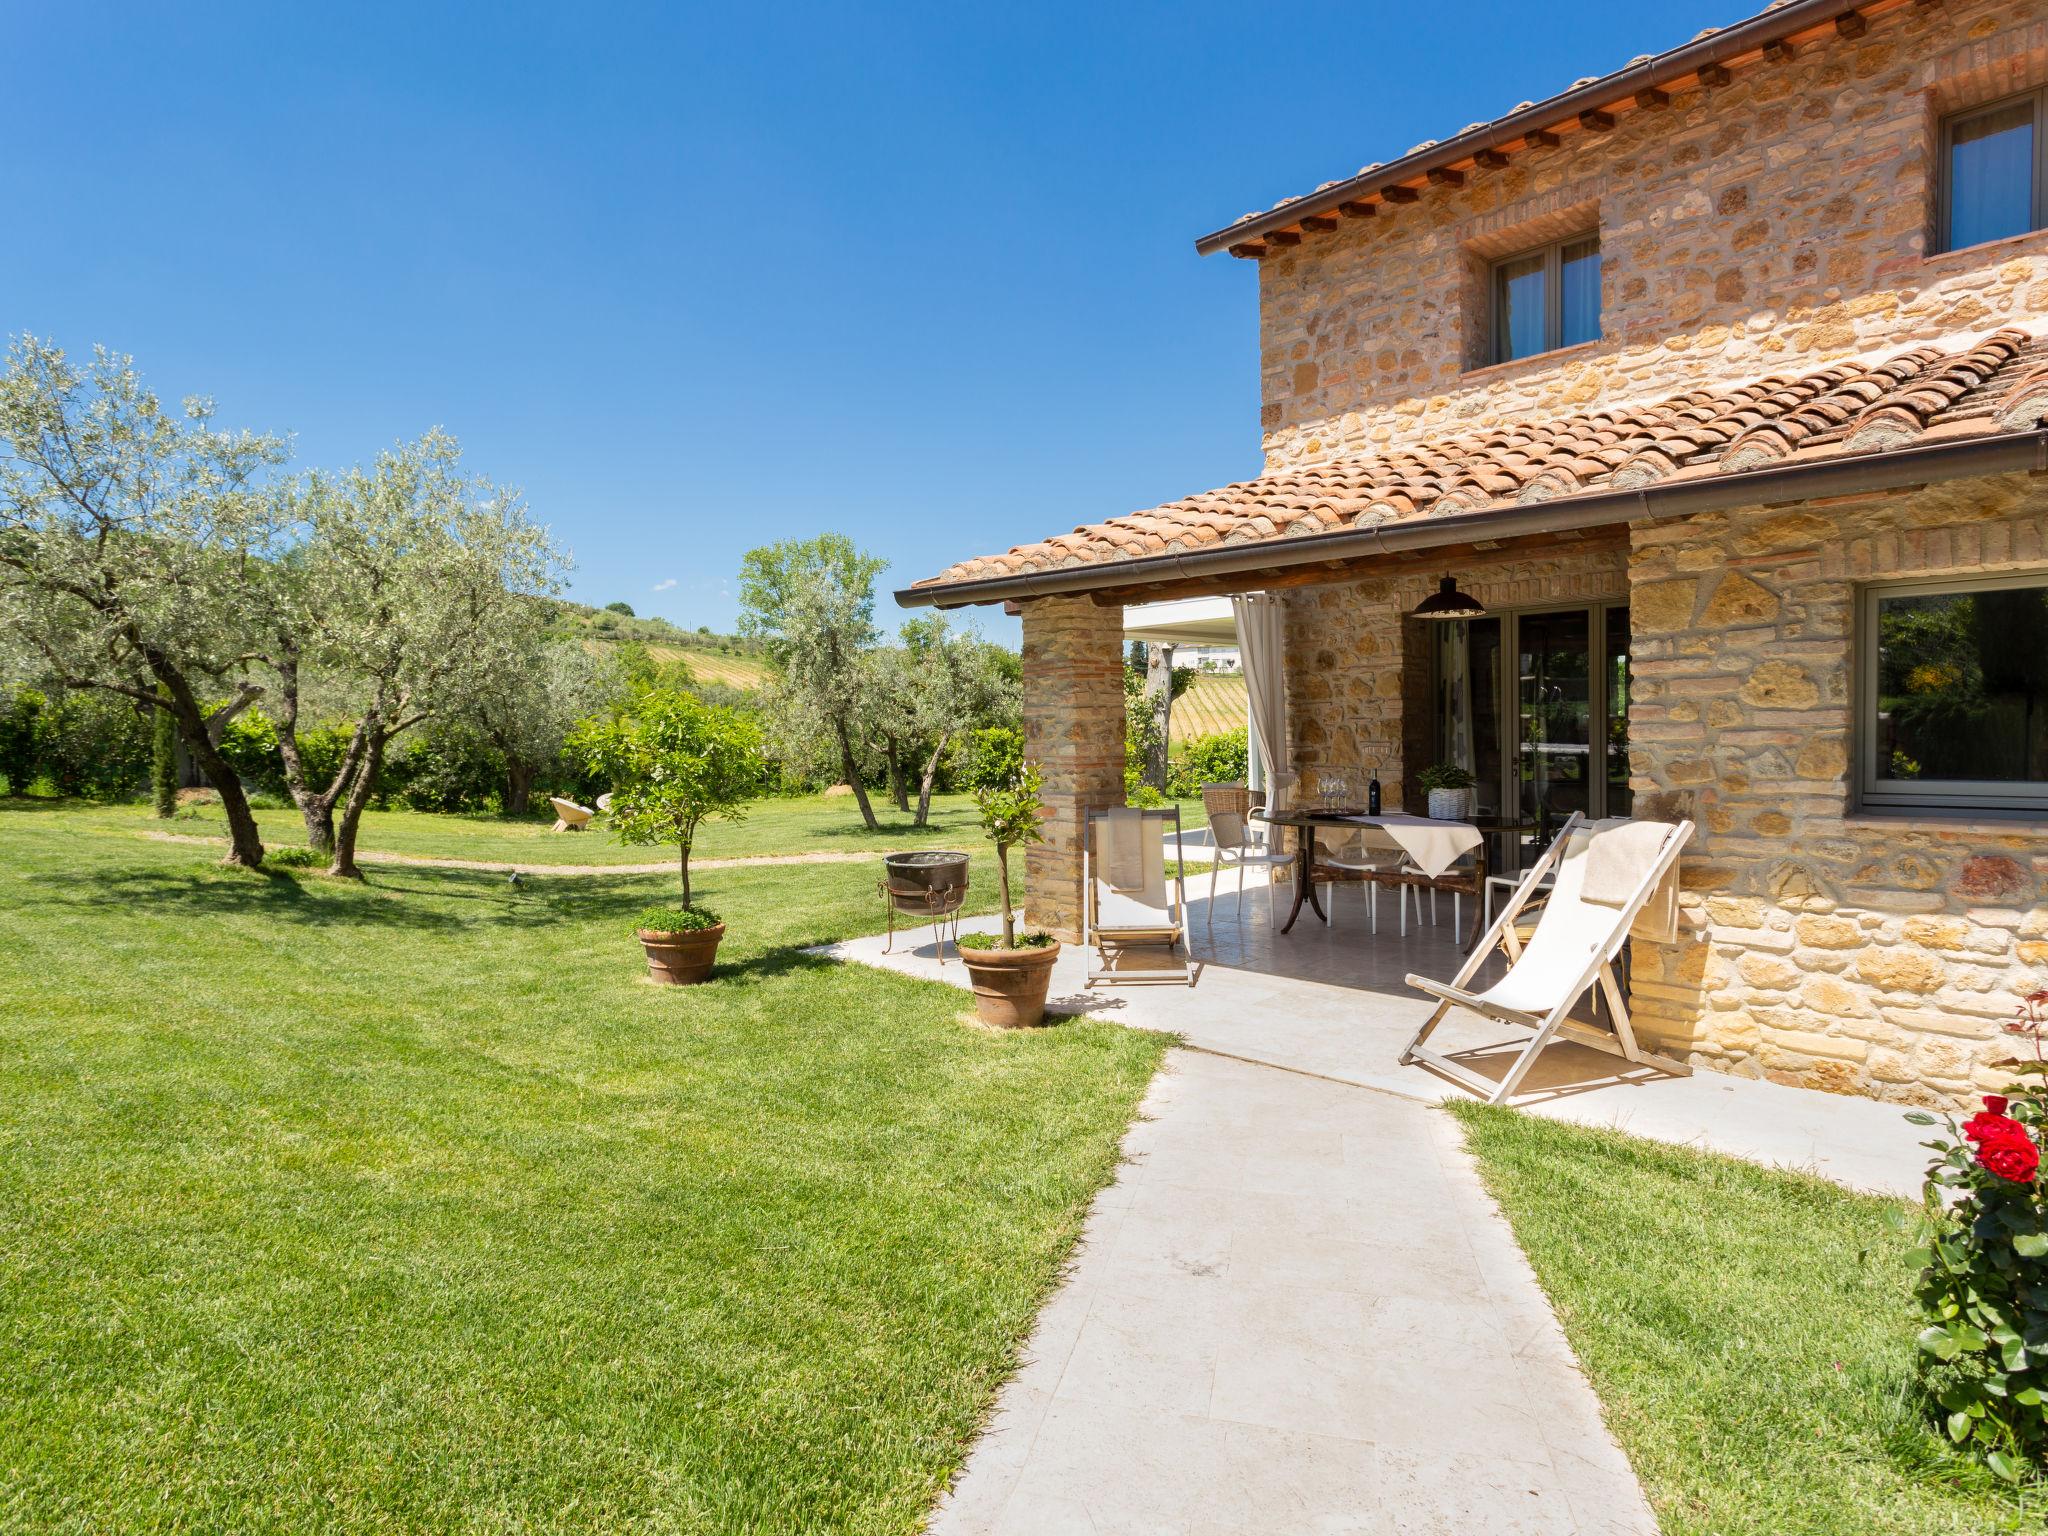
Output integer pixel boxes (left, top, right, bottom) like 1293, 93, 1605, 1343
1427, 599, 1631, 871
1514, 608, 1594, 862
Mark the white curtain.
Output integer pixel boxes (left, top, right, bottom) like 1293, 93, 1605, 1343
1231, 593, 1293, 809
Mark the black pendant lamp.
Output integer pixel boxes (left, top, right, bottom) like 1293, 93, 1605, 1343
1410, 575, 1486, 621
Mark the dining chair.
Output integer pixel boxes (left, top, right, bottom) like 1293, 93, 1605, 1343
1205, 809, 1290, 928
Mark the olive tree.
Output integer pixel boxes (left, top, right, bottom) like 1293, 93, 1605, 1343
260, 433, 565, 872
871, 615, 1019, 826
739, 534, 886, 829
568, 691, 763, 908
0, 338, 287, 865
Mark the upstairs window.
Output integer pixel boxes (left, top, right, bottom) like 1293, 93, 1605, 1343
1859, 574, 2048, 816
1940, 89, 2046, 253
1491, 235, 1600, 364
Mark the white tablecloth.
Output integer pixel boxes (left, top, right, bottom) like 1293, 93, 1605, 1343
1325, 813, 1482, 879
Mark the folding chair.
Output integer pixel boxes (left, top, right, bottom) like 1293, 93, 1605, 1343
1082, 806, 1195, 986
1398, 813, 1694, 1104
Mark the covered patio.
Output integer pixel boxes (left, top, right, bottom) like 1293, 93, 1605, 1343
828, 898, 1927, 1197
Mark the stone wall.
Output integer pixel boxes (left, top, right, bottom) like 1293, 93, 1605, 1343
1282, 542, 1629, 806
1254, 0, 2048, 468
1019, 595, 1125, 943
1627, 471, 2048, 1105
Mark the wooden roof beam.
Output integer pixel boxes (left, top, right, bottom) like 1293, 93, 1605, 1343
1380, 184, 1420, 204
1523, 127, 1560, 148
1226, 242, 1267, 259
1474, 148, 1510, 170
1300, 214, 1338, 232
1835, 10, 1867, 37
1427, 166, 1466, 188
1697, 62, 1732, 87
1578, 108, 1616, 133
1336, 199, 1376, 218
1634, 86, 1669, 110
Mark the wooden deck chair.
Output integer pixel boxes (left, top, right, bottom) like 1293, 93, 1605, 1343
1082, 806, 1195, 987
1399, 813, 1694, 1104
549, 796, 595, 832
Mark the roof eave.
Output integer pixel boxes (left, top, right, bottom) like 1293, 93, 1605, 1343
1194, 0, 1905, 257
895, 430, 2048, 610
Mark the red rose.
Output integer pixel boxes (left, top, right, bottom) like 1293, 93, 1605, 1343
1985, 1095, 2010, 1116
1977, 1130, 2040, 1184
1965, 1110, 2018, 1144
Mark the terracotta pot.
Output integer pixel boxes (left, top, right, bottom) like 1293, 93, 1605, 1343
638, 923, 726, 985
959, 939, 1062, 1028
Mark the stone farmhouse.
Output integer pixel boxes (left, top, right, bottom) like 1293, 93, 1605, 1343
900, 0, 2048, 1106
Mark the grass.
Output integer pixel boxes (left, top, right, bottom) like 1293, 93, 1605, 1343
54, 792, 1208, 868
0, 799, 1169, 1532
1448, 1104, 2037, 1535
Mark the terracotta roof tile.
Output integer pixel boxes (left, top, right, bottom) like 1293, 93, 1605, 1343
914, 328, 2046, 592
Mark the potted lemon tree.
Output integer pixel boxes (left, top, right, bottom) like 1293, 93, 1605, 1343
956, 761, 1061, 1027
569, 691, 764, 985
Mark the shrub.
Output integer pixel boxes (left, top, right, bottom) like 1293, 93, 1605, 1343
39, 690, 150, 799
634, 904, 719, 934
1907, 990, 2048, 1482
958, 931, 1053, 950
1127, 785, 1168, 809
955, 726, 1023, 794
263, 845, 325, 869
396, 725, 505, 814
216, 709, 285, 795
0, 687, 46, 794
1166, 728, 1248, 798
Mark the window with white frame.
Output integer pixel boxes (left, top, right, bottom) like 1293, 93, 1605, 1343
1940, 89, 2047, 253
1490, 234, 1601, 364
1859, 574, 2048, 814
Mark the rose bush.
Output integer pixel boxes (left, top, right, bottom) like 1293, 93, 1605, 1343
1907, 989, 2048, 1482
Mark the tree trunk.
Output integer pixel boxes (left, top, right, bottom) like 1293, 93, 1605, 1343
504, 759, 534, 817
834, 719, 879, 830
995, 845, 1015, 948
149, 660, 264, 868
150, 685, 178, 818
329, 733, 385, 879
272, 654, 367, 858
884, 738, 910, 812
1143, 643, 1174, 791
914, 738, 946, 827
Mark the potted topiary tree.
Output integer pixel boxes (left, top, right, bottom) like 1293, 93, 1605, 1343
568, 691, 764, 984
956, 762, 1061, 1027
1414, 762, 1479, 820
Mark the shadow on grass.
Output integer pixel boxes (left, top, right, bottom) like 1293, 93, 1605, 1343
18, 861, 662, 934
711, 948, 840, 983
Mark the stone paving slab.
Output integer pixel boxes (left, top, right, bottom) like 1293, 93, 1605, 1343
927, 1048, 1658, 1535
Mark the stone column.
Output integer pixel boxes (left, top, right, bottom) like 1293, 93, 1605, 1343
1020, 595, 1125, 942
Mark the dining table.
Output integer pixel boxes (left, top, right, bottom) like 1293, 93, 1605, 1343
1253, 807, 1487, 937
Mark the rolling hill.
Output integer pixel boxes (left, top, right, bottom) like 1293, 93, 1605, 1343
1172, 673, 1246, 742
546, 600, 778, 690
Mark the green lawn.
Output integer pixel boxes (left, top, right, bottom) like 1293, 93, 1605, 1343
0, 799, 1169, 1532
1450, 1104, 2037, 1535
75, 792, 1207, 867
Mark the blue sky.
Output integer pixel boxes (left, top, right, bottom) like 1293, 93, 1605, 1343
7, 0, 1705, 643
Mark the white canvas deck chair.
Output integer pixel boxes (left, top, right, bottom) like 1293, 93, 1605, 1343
1082, 806, 1195, 987
1399, 813, 1694, 1104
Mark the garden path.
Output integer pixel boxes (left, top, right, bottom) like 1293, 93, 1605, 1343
926, 1046, 1657, 1534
